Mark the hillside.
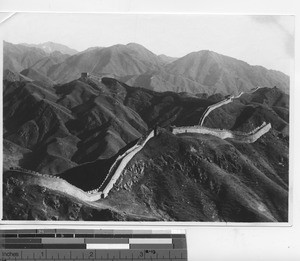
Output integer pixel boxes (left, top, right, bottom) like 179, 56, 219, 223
3, 170, 155, 221
166, 51, 289, 94
3, 76, 212, 174
3, 125, 288, 222
203, 87, 289, 136
3, 41, 49, 73
3, 77, 152, 174
2, 40, 290, 222
3, 74, 289, 222
104, 128, 288, 222
47, 43, 163, 83
3, 69, 33, 83
3, 41, 72, 86
20, 68, 56, 87
125, 51, 289, 95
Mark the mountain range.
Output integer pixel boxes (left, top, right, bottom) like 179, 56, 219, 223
3, 41, 289, 95
2, 41, 290, 222
3, 77, 289, 221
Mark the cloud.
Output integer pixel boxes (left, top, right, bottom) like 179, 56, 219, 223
250, 15, 294, 58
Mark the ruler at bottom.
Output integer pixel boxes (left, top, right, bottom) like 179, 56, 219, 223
0, 229, 187, 261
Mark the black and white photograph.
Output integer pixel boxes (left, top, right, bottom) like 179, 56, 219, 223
1, 13, 293, 222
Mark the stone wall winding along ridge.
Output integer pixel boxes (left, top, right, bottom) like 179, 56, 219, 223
98, 130, 154, 198
7, 85, 268, 202
199, 86, 263, 126
198, 96, 234, 126
172, 122, 271, 143
8, 169, 104, 202
8, 130, 155, 201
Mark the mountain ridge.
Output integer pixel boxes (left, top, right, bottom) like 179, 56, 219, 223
3, 41, 289, 95
2, 74, 289, 221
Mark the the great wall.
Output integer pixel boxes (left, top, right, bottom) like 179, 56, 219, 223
7, 80, 270, 202
172, 121, 271, 143
8, 169, 103, 202
198, 86, 262, 126
198, 96, 234, 126
91, 130, 154, 198
8, 130, 155, 201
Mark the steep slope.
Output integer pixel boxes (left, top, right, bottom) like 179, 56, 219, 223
20, 68, 56, 87
3, 77, 149, 174
3, 69, 33, 83
165, 51, 289, 94
29, 54, 69, 76
104, 128, 288, 222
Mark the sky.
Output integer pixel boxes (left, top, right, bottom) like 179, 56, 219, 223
0, 13, 294, 75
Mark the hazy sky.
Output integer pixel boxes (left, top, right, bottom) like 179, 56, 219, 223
0, 13, 294, 75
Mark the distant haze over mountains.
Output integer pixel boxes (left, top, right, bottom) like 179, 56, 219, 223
20, 41, 79, 55
3, 41, 289, 95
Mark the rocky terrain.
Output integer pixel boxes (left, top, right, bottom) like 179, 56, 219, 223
2, 42, 289, 222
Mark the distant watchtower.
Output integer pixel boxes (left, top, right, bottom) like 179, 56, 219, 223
81, 72, 89, 79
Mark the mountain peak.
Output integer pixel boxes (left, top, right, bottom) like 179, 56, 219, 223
126, 42, 146, 48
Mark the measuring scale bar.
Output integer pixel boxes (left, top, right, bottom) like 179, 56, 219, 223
0, 229, 188, 260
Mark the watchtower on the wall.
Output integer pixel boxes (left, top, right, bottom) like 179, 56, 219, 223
81, 72, 89, 78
